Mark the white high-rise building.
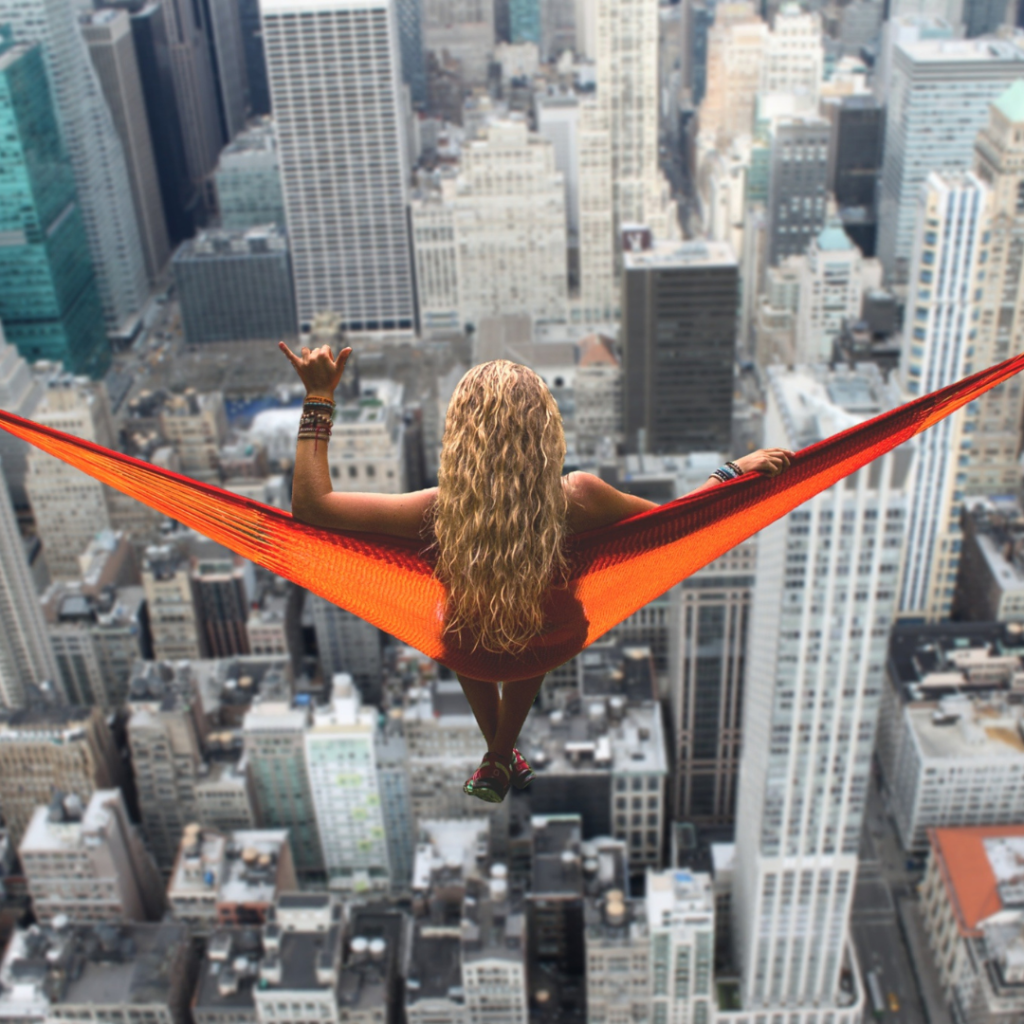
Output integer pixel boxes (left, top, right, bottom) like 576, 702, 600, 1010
898, 172, 988, 622
795, 222, 878, 364
536, 93, 580, 238
411, 119, 568, 329
260, 0, 416, 333
968, 81, 1024, 497
877, 37, 1024, 283
0, 464, 55, 709
647, 869, 715, 1024
305, 674, 390, 892
595, 0, 675, 234
699, 3, 768, 146
576, 96, 616, 321
26, 384, 113, 580
0, 0, 148, 336
0, 330, 42, 509
761, 3, 823, 100
730, 363, 906, 1023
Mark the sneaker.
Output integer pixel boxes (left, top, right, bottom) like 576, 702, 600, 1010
509, 747, 535, 790
463, 754, 511, 803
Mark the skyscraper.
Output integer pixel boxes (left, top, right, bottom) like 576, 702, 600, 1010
410, 118, 567, 328
766, 114, 830, 265
305, 676, 391, 892
596, 0, 675, 235
203, 0, 249, 141
116, 0, 198, 244
260, 0, 416, 333
732, 362, 909, 1020
237, 0, 270, 113
159, 0, 225, 189
877, 37, 1024, 283
0, 326, 43, 509
699, 3, 767, 146
394, 0, 426, 108
0, 0, 148, 339
968, 82, 1024, 497
214, 118, 285, 230
823, 92, 884, 256
243, 699, 324, 878
671, 537, 755, 825
0, 34, 108, 376
26, 384, 114, 580
81, 9, 171, 283
899, 172, 988, 622
0, 463, 56, 709
621, 240, 737, 455
761, 2, 822, 98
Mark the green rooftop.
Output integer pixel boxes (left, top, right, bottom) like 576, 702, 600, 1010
994, 80, 1024, 124
817, 222, 854, 252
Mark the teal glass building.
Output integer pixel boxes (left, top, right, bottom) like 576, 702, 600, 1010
0, 29, 109, 378
510, 0, 540, 45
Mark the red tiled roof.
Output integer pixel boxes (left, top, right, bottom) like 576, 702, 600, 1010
578, 334, 617, 367
929, 824, 1024, 935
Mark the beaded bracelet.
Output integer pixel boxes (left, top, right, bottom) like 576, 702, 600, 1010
709, 461, 745, 484
298, 400, 334, 452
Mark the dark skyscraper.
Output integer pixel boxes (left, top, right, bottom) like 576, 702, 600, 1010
237, 0, 270, 114
622, 240, 737, 455
81, 8, 171, 281
103, 0, 198, 242
824, 93, 885, 257
395, 0, 426, 109
202, 0, 249, 140
767, 115, 830, 265
963, 0, 1009, 37
0, 33, 109, 377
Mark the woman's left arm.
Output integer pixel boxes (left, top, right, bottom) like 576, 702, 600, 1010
280, 341, 438, 539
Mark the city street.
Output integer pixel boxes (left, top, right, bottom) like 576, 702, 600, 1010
851, 773, 951, 1024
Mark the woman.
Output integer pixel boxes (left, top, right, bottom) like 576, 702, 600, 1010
281, 340, 792, 803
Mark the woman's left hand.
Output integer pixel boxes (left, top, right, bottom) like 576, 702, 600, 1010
735, 448, 794, 477
279, 341, 352, 398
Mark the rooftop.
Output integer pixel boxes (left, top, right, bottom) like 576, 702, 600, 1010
888, 620, 1024, 700
518, 698, 668, 779
907, 697, 1024, 761
645, 869, 714, 930
193, 928, 263, 1013
406, 930, 462, 1005
623, 240, 737, 271
900, 38, 1024, 63
995, 79, 1024, 123
816, 221, 855, 252
218, 831, 291, 906
930, 825, 1024, 935
769, 363, 899, 448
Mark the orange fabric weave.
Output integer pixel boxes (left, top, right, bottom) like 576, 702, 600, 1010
2, 352, 1023, 682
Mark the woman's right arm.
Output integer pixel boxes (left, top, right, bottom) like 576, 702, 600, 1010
566, 448, 793, 533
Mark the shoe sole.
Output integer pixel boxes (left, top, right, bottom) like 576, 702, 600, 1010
463, 783, 506, 803
510, 774, 534, 790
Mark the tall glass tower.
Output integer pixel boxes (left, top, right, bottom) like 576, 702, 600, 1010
0, 30, 109, 377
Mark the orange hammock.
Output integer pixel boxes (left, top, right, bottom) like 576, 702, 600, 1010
2, 352, 1023, 683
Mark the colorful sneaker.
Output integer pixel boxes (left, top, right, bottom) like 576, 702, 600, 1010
463, 754, 511, 803
509, 747, 535, 790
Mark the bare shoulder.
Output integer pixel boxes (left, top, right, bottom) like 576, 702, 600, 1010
562, 471, 658, 534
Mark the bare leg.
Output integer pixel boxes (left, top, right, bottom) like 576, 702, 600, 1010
490, 673, 546, 761
455, 673, 500, 748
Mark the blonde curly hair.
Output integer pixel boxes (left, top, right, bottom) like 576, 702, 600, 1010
424, 360, 571, 657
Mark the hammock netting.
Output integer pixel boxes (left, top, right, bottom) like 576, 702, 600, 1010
2, 351, 1023, 682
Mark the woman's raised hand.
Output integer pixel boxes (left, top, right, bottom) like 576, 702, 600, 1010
279, 341, 352, 398
734, 447, 794, 477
